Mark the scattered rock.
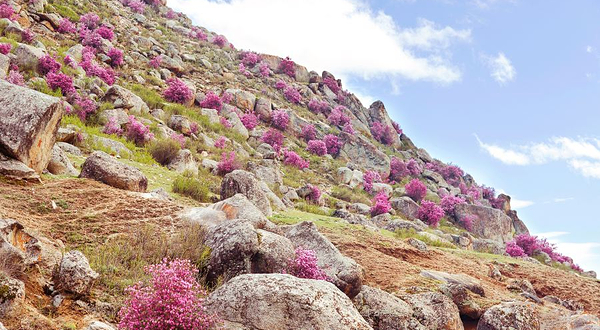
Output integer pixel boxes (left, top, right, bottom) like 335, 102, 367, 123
403, 292, 463, 330
420, 270, 484, 296
79, 151, 148, 192
221, 170, 273, 217
205, 274, 373, 330
208, 194, 276, 230
507, 278, 536, 296
13, 44, 45, 72
167, 149, 198, 174
53, 250, 99, 296
252, 229, 295, 274
84, 321, 116, 330
455, 204, 514, 243
0, 273, 25, 318
101, 85, 150, 114
477, 302, 540, 330
390, 197, 420, 219
47, 144, 78, 176
0, 154, 41, 182
353, 285, 425, 330
407, 238, 428, 251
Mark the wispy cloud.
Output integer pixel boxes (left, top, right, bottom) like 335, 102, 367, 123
511, 198, 534, 209
587, 45, 593, 53
476, 136, 600, 179
168, 0, 471, 85
553, 197, 574, 203
482, 52, 516, 84
472, 0, 517, 9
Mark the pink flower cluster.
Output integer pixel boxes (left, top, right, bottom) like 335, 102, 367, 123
342, 122, 355, 135
6, 68, 24, 86
427, 162, 464, 187
240, 51, 261, 68
102, 116, 123, 135
199, 91, 223, 112
212, 35, 227, 47
371, 121, 395, 145
390, 157, 422, 181
271, 110, 289, 130
75, 98, 97, 121
261, 128, 284, 152
0, 2, 15, 20
0, 43, 11, 55
505, 240, 525, 257
370, 191, 391, 216
240, 112, 258, 130
238, 63, 252, 77
283, 85, 301, 104
287, 247, 328, 281
363, 170, 381, 193
58, 18, 77, 34
459, 214, 475, 232
38, 55, 61, 76
107, 47, 123, 67
323, 76, 340, 94
283, 149, 309, 169
46, 72, 76, 95
122, 0, 146, 13
405, 178, 427, 202
417, 200, 444, 227
80, 47, 116, 85
308, 98, 329, 113
220, 116, 232, 128
279, 56, 295, 78
306, 140, 327, 156
217, 151, 238, 175
214, 136, 227, 149
149, 55, 162, 69
127, 115, 154, 145
327, 106, 350, 126
324, 134, 342, 155
392, 121, 403, 135
259, 62, 270, 78
118, 258, 216, 330
300, 124, 317, 142
171, 133, 186, 148
21, 29, 35, 44
163, 78, 193, 104
307, 185, 321, 204
505, 234, 582, 272
440, 195, 466, 217
96, 25, 115, 41
79, 13, 100, 29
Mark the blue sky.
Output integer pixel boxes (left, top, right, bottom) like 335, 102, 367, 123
168, 0, 600, 273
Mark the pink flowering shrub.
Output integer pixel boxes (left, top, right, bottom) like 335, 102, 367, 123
261, 128, 284, 152
217, 152, 238, 175
127, 115, 154, 145
107, 47, 123, 67
96, 25, 114, 41
324, 134, 342, 156
405, 178, 427, 202
80, 48, 116, 85
149, 55, 162, 69
342, 122, 355, 135
505, 240, 526, 257
271, 110, 289, 130
287, 247, 328, 281
0, 2, 15, 20
323, 76, 340, 94
363, 170, 381, 193
102, 116, 123, 135
275, 80, 287, 90
190, 28, 208, 41
0, 43, 11, 55
46, 72, 76, 95
214, 136, 227, 149
283, 149, 309, 169
21, 29, 35, 44
300, 124, 317, 142
171, 133, 186, 148
57, 18, 76, 34
240, 112, 258, 130
308, 98, 329, 113
259, 62, 271, 78
440, 195, 466, 217
212, 35, 227, 47
392, 121, 403, 135
79, 13, 100, 29
459, 214, 475, 232
38, 55, 61, 75
221, 92, 233, 104
371, 121, 395, 145
6, 68, 24, 86
283, 85, 301, 104
370, 191, 391, 216
240, 51, 261, 68
390, 157, 408, 182
220, 116, 232, 128
279, 56, 295, 78
122, 0, 146, 13
118, 258, 216, 330
163, 78, 193, 104
199, 91, 223, 111
238, 63, 251, 77
467, 186, 481, 200
307, 185, 321, 204
406, 159, 422, 176
75, 98, 97, 121
327, 106, 350, 126
418, 200, 444, 227
306, 140, 327, 156
165, 9, 177, 19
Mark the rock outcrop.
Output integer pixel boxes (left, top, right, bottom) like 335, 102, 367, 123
79, 151, 148, 192
220, 170, 273, 217
53, 250, 99, 296
455, 204, 515, 243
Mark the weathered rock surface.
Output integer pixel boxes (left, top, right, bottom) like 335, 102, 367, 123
53, 250, 99, 296
390, 197, 420, 219
79, 151, 148, 192
84, 321, 116, 330
353, 285, 425, 330
205, 274, 373, 330
101, 85, 150, 114
282, 221, 364, 298
0, 80, 64, 173
420, 270, 485, 296
221, 170, 273, 217
455, 204, 515, 243
208, 194, 276, 230
167, 149, 198, 174
0, 154, 41, 182
47, 144, 78, 176
477, 302, 540, 330
0, 273, 24, 318
252, 229, 295, 274
403, 292, 464, 330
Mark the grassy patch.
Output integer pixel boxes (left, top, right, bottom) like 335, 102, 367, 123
394, 228, 456, 249
149, 139, 181, 166
330, 185, 371, 205
172, 171, 210, 202
295, 201, 334, 217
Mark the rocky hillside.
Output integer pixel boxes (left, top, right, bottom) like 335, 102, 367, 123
0, 0, 599, 329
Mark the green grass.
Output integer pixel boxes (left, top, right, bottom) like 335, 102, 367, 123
394, 228, 456, 249
30, 80, 63, 98
172, 171, 210, 202
129, 83, 166, 109
295, 201, 334, 217
330, 185, 372, 205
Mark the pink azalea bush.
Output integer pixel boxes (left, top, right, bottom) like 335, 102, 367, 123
126, 115, 154, 145
505, 234, 582, 271
363, 170, 381, 193
212, 35, 227, 47
459, 214, 475, 232
323, 76, 340, 94
440, 195, 466, 217
261, 128, 284, 152
57, 18, 77, 34
287, 247, 328, 281
21, 29, 35, 44
80, 47, 116, 85
0, 43, 11, 55
278, 56, 295, 78
417, 200, 445, 227
370, 191, 391, 216
199, 91, 222, 111
390, 157, 408, 182
6, 69, 24, 86
75, 98, 97, 121
406, 159, 422, 176
342, 122, 355, 135
96, 25, 114, 41
171, 133, 186, 148
306, 140, 327, 156
79, 13, 100, 29
283, 85, 301, 104
38, 55, 61, 75
271, 110, 289, 130
505, 240, 526, 257
427, 163, 464, 187
240, 112, 258, 130
323, 134, 342, 156
107, 47, 124, 67
217, 151, 239, 175
405, 178, 427, 202
306, 185, 321, 204
274, 80, 287, 90
46, 72, 76, 95
392, 121, 403, 135
118, 258, 216, 330
300, 124, 317, 142
149, 55, 162, 69
103, 116, 123, 135
259, 62, 271, 78
163, 78, 193, 104
219, 116, 232, 128
214, 136, 227, 149
240, 51, 260, 68
308, 98, 329, 113
122, 0, 146, 13
327, 106, 350, 126
371, 121, 395, 145
0, 2, 15, 20
283, 149, 309, 169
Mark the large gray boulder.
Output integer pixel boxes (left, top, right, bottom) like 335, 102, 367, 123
53, 250, 99, 296
221, 170, 273, 217
0, 154, 40, 182
225, 89, 256, 112
455, 204, 515, 243
420, 270, 484, 296
208, 194, 276, 230
248, 160, 283, 186
205, 220, 259, 282
13, 44, 45, 72
0, 80, 64, 173
205, 274, 373, 330
367, 101, 401, 147
282, 221, 364, 298
353, 285, 425, 330
47, 144, 78, 176
167, 149, 198, 174
79, 151, 148, 192
390, 197, 420, 220
403, 292, 464, 330
252, 229, 295, 274
101, 85, 150, 114
477, 302, 540, 330
339, 133, 390, 174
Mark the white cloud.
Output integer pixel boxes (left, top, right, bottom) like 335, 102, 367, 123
483, 52, 516, 84
587, 45, 593, 53
167, 0, 471, 84
476, 136, 600, 179
536, 231, 569, 239
553, 197, 574, 203
510, 198, 534, 209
